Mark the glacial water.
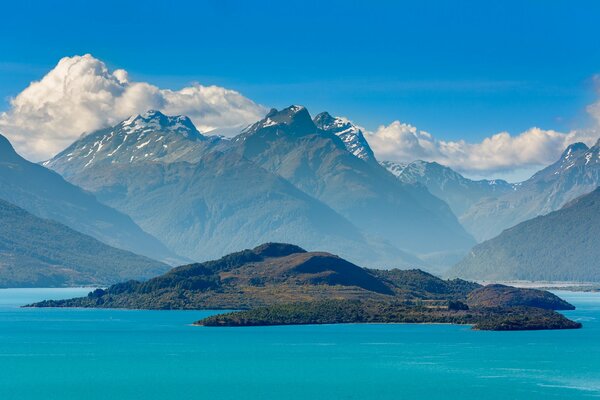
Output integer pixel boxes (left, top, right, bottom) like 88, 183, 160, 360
0, 288, 599, 399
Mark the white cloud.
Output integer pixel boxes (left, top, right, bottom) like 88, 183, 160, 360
366, 121, 599, 180
0, 54, 267, 161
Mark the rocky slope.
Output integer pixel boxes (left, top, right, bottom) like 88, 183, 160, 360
313, 112, 376, 163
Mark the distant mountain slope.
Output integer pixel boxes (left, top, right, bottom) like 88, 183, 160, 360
461, 141, 600, 241
46, 113, 418, 268
450, 187, 600, 282
0, 199, 169, 287
0, 133, 180, 264
232, 106, 475, 256
382, 160, 514, 216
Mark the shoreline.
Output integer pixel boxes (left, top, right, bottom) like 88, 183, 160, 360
477, 281, 600, 292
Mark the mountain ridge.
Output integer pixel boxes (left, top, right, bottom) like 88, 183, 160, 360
46, 113, 420, 268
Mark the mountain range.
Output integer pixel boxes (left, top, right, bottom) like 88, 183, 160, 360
383, 140, 600, 247
451, 187, 600, 282
44, 106, 475, 268
381, 160, 514, 217
460, 140, 600, 241
2, 102, 599, 286
0, 198, 169, 287
232, 106, 474, 255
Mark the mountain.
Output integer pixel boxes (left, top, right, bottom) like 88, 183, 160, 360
461, 141, 600, 241
450, 187, 600, 282
313, 112, 376, 163
0, 133, 180, 264
232, 106, 475, 257
45, 111, 419, 268
45, 110, 224, 177
0, 199, 169, 287
382, 160, 514, 216
30, 242, 581, 331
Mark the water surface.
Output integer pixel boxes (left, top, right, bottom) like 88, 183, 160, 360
1, 288, 599, 399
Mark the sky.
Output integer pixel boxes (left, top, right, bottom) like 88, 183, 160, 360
1, 0, 599, 181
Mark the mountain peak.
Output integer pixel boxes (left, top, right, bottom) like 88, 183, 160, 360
121, 110, 200, 138
313, 111, 335, 125
237, 105, 317, 139
141, 109, 165, 119
314, 112, 376, 162
267, 105, 311, 124
560, 142, 589, 160
45, 110, 218, 173
252, 242, 307, 258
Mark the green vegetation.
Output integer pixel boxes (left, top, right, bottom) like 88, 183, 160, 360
196, 300, 581, 331
0, 199, 169, 287
452, 187, 600, 282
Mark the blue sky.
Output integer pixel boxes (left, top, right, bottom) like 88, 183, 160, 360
1, 1, 599, 180
2, 1, 599, 136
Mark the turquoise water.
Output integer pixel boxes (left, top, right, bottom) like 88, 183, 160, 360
1, 289, 599, 399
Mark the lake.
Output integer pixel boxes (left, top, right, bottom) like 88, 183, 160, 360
0, 288, 599, 399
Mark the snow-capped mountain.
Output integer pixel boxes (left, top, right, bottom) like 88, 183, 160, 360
45, 110, 223, 177
313, 112, 376, 162
44, 107, 421, 268
232, 105, 475, 258
461, 139, 600, 241
381, 160, 514, 216
528, 141, 598, 181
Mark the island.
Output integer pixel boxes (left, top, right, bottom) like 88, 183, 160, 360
29, 243, 582, 331
196, 300, 581, 331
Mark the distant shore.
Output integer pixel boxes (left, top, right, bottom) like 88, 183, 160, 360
479, 281, 600, 292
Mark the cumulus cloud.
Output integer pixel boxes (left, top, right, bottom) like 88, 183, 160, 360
0, 54, 267, 160
366, 121, 599, 179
